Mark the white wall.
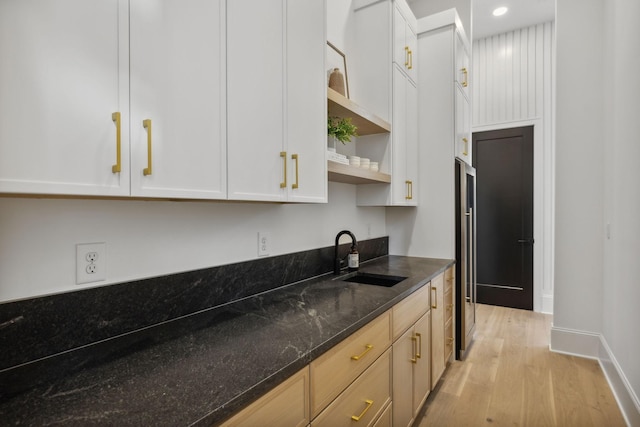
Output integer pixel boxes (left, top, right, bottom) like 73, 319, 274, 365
553, 0, 640, 423
0, 184, 386, 302
471, 23, 555, 313
601, 0, 640, 423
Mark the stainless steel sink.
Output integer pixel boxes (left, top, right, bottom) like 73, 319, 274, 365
340, 272, 407, 287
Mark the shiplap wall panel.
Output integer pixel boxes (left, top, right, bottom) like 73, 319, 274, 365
472, 22, 554, 126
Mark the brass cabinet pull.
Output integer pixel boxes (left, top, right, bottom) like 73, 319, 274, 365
291, 154, 299, 189
447, 337, 455, 344
462, 137, 469, 156
447, 303, 453, 311
405, 180, 413, 200
416, 332, 423, 359
461, 67, 468, 87
408, 49, 413, 69
351, 344, 373, 361
431, 286, 438, 309
351, 399, 374, 421
410, 335, 418, 363
143, 119, 152, 176
112, 112, 121, 173
280, 151, 287, 188
404, 46, 409, 67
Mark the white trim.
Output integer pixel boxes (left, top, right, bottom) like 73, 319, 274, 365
472, 119, 552, 314
550, 327, 640, 426
599, 337, 640, 427
549, 325, 600, 358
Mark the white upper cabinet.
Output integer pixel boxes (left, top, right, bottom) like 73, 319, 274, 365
393, 4, 418, 84
0, 0, 129, 196
455, 31, 470, 99
227, 0, 326, 203
129, 0, 226, 200
354, 0, 418, 206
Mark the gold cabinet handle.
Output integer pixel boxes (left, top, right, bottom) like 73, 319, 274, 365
447, 337, 455, 344
461, 67, 468, 87
462, 137, 469, 156
447, 303, 453, 312
351, 344, 373, 361
416, 332, 422, 359
408, 49, 413, 69
143, 119, 152, 176
410, 335, 418, 363
112, 112, 121, 173
404, 46, 409, 67
431, 286, 438, 309
280, 151, 287, 188
406, 180, 413, 200
291, 154, 299, 189
351, 399, 374, 421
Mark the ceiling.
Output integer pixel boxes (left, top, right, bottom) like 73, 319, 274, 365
473, 0, 555, 39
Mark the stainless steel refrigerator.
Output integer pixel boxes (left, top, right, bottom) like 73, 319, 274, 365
455, 159, 476, 360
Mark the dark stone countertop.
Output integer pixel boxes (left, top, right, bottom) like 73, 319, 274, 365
0, 256, 453, 426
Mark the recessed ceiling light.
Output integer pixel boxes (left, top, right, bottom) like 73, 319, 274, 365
493, 6, 508, 16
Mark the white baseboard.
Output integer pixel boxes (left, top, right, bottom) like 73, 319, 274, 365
549, 325, 600, 358
541, 294, 554, 314
550, 325, 640, 426
599, 337, 640, 427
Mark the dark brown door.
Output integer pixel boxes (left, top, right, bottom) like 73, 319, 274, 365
472, 126, 533, 310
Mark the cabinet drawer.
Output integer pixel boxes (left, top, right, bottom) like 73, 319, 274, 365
310, 311, 391, 417
221, 367, 309, 427
444, 288, 453, 323
445, 317, 454, 361
373, 401, 392, 427
312, 349, 392, 427
392, 284, 430, 340
444, 266, 454, 293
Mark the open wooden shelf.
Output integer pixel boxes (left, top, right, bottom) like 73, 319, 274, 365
327, 88, 391, 136
327, 161, 391, 185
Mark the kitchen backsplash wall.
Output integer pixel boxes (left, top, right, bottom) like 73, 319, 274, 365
0, 183, 386, 302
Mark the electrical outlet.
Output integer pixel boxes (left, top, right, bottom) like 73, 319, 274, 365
76, 243, 106, 284
258, 232, 270, 257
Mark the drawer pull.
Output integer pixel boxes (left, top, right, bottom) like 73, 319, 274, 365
351, 399, 374, 421
431, 286, 438, 309
351, 344, 373, 361
447, 337, 455, 346
280, 151, 287, 188
446, 303, 453, 311
143, 119, 153, 176
416, 332, 423, 359
411, 336, 418, 363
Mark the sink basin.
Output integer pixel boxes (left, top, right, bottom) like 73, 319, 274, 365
341, 272, 407, 287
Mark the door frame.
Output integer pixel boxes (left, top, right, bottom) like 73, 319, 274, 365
472, 119, 554, 314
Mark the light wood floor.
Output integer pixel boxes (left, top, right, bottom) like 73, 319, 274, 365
416, 304, 627, 427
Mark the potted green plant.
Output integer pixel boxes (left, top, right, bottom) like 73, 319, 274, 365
328, 116, 358, 149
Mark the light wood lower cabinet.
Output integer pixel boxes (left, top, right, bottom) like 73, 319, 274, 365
444, 266, 455, 362
310, 311, 391, 418
311, 349, 392, 427
220, 367, 309, 427
431, 272, 446, 389
392, 282, 432, 427
393, 311, 431, 427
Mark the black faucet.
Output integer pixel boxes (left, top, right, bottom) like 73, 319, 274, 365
334, 230, 357, 274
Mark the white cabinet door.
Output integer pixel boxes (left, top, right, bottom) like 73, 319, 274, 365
455, 31, 470, 97
130, 0, 226, 199
391, 66, 418, 206
228, 0, 326, 203
393, 4, 417, 84
455, 86, 471, 164
227, 0, 286, 202
0, 0, 129, 196
286, 0, 327, 203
